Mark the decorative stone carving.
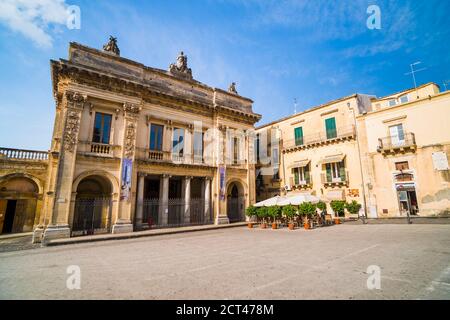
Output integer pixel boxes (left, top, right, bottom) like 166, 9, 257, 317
63, 111, 81, 152
168, 51, 193, 80
228, 82, 238, 94
124, 122, 137, 159
65, 91, 87, 110
103, 36, 120, 56
123, 102, 141, 114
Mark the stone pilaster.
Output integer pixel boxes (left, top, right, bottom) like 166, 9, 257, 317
42, 91, 90, 242
112, 102, 141, 234
160, 174, 170, 225
183, 176, 192, 224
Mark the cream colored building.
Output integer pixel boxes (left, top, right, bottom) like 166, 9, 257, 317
0, 38, 261, 240
359, 83, 450, 218
256, 83, 450, 218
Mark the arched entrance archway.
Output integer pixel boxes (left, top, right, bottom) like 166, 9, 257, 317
72, 175, 112, 236
227, 181, 245, 223
0, 176, 40, 234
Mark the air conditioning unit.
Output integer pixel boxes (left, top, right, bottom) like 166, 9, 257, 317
284, 184, 291, 191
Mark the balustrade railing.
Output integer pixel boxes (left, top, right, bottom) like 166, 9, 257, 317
0, 147, 48, 161
283, 125, 356, 150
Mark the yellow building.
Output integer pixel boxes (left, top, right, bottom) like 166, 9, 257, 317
359, 83, 450, 218
256, 83, 450, 218
0, 38, 261, 240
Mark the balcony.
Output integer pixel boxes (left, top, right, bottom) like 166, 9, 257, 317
321, 170, 349, 187
377, 132, 416, 155
77, 141, 121, 158
283, 125, 355, 153
0, 147, 49, 161
289, 177, 312, 189
137, 148, 213, 166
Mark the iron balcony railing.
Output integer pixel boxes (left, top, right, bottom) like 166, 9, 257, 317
377, 132, 416, 152
321, 170, 349, 185
283, 125, 356, 151
0, 147, 49, 161
289, 176, 312, 188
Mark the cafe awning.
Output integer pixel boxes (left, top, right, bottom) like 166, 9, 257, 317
319, 154, 346, 165
288, 159, 310, 169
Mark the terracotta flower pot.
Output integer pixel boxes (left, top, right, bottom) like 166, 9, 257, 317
247, 223, 253, 229
334, 218, 341, 225
304, 222, 310, 230
272, 223, 278, 230
288, 223, 295, 230
261, 223, 267, 229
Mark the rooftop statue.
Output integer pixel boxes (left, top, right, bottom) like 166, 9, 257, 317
103, 36, 120, 56
228, 82, 238, 94
169, 51, 193, 79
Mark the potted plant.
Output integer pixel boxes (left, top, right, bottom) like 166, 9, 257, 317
316, 201, 327, 225
268, 205, 282, 229
283, 204, 297, 230
298, 202, 316, 229
345, 200, 362, 220
258, 207, 268, 229
245, 205, 258, 228
330, 200, 346, 224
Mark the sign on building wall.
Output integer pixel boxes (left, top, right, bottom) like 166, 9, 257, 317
120, 158, 132, 201
432, 152, 449, 171
219, 165, 226, 201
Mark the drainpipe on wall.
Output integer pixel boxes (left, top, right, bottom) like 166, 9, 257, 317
348, 101, 368, 223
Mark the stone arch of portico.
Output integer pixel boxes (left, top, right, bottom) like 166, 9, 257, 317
0, 173, 44, 196
0, 173, 44, 233
70, 170, 120, 230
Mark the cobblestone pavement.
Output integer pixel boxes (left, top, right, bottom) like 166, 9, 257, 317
0, 235, 40, 253
0, 224, 449, 299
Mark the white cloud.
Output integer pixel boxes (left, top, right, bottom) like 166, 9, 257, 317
0, 0, 71, 48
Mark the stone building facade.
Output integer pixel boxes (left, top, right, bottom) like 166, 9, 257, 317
0, 39, 261, 240
256, 83, 450, 218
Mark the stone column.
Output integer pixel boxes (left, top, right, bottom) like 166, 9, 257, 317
204, 177, 211, 222
42, 91, 89, 242
160, 174, 170, 225
135, 173, 145, 229
183, 176, 192, 224
112, 102, 141, 234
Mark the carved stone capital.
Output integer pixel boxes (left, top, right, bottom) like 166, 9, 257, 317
123, 102, 141, 114
65, 91, 88, 110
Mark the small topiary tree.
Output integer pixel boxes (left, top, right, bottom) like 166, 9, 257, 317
316, 201, 326, 213
246, 205, 258, 222
267, 205, 282, 223
330, 200, 346, 217
257, 207, 269, 224
298, 202, 317, 218
282, 204, 297, 224
345, 200, 362, 216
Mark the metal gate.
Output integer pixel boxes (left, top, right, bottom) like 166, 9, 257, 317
72, 198, 112, 237
227, 196, 245, 223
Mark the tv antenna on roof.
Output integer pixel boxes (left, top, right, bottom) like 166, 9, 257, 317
404, 61, 426, 98
443, 80, 450, 91
294, 98, 297, 114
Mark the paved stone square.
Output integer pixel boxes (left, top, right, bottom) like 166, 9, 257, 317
0, 224, 449, 299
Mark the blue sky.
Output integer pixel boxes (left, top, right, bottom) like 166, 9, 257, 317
0, 0, 449, 150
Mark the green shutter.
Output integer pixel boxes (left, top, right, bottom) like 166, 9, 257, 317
325, 118, 337, 139
304, 165, 310, 183
326, 163, 332, 182
294, 127, 303, 146
293, 168, 299, 185
339, 161, 346, 181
